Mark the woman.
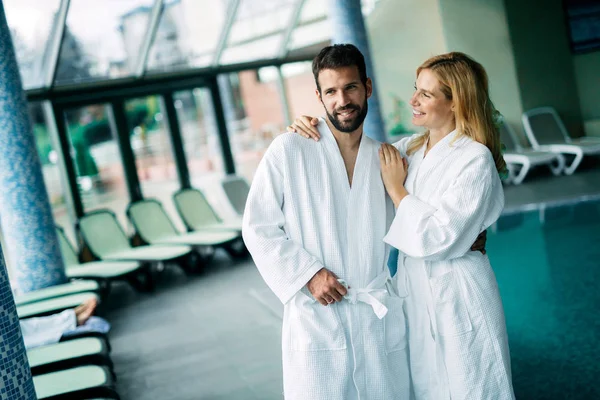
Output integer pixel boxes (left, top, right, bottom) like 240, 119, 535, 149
289, 52, 514, 399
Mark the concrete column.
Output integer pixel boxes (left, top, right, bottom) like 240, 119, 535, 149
0, 3, 67, 293
0, 246, 37, 399
327, 0, 388, 142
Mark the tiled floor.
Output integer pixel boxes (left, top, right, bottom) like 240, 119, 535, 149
503, 167, 600, 212
102, 166, 600, 400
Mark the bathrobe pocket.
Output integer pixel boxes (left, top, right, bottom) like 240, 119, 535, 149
289, 289, 347, 351
430, 270, 473, 336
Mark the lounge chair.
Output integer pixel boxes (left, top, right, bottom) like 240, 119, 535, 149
522, 107, 600, 175
28, 337, 113, 377
17, 292, 100, 319
77, 209, 193, 274
34, 365, 119, 399
221, 175, 250, 216
127, 199, 246, 259
500, 119, 565, 184
173, 188, 242, 232
14, 280, 100, 307
56, 226, 152, 292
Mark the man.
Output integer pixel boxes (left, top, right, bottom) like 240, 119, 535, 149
242, 44, 410, 400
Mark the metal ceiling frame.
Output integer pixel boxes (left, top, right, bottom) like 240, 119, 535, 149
136, 0, 164, 77
213, 0, 242, 66
278, 0, 306, 58
44, 0, 70, 89
23, 0, 323, 104
26, 52, 315, 106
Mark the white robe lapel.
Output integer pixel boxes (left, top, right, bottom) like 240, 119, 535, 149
319, 120, 372, 284
412, 130, 464, 199
319, 120, 352, 194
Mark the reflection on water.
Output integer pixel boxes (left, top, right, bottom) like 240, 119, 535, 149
488, 201, 600, 399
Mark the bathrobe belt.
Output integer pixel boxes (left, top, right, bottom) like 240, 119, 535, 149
340, 271, 393, 319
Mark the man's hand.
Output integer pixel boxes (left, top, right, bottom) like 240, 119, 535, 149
306, 268, 348, 306
471, 230, 487, 255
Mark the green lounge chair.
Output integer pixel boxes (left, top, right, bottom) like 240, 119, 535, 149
57, 226, 152, 292
173, 188, 242, 232
17, 292, 100, 319
77, 210, 192, 274
221, 175, 250, 216
127, 200, 240, 247
34, 365, 119, 399
127, 199, 243, 259
14, 280, 100, 307
28, 337, 113, 377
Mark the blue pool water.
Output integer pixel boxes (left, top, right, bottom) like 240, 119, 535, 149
487, 200, 600, 399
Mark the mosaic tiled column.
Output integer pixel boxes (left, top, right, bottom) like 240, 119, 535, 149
327, 0, 387, 142
0, 4, 67, 293
0, 246, 36, 399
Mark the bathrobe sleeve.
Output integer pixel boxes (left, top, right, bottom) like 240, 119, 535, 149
383, 153, 503, 261
242, 138, 325, 305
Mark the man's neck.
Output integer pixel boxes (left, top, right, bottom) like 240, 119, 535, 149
325, 119, 363, 187
326, 119, 363, 152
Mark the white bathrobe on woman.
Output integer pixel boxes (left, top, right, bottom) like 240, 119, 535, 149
243, 119, 411, 400
385, 131, 514, 400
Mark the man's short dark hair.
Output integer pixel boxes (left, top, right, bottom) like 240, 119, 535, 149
312, 43, 368, 93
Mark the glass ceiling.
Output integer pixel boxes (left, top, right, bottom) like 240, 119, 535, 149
4, 0, 381, 90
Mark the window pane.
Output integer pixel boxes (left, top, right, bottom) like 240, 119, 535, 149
174, 89, 226, 179
146, 0, 230, 72
4, 0, 61, 89
298, 0, 326, 23
173, 88, 235, 218
64, 104, 129, 227
287, 0, 380, 52
28, 102, 70, 228
124, 96, 178, 211
289, 19, 331, 51
225, 69, 285, 183
228, 0, 295, 44
220, 0, 297, 64
281, 62, 324, 119
55, 0, 154, 86
220, 35, 283, 65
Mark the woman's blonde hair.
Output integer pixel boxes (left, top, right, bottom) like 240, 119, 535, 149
406, 52, 507, 175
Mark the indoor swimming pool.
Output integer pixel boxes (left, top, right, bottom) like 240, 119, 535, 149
488, 199, 600, 399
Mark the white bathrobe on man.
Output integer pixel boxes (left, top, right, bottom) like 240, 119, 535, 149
243, 119, 411, 400
385, 131, 514, 400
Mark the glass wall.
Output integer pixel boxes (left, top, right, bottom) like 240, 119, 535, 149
281, 61, 324, 123
146, 0, 231, 72
3, 0, 62, 89
223, 69, 283, 183
55, 0, 154, 85
63, 104, 129, 227
172, 88, 230, 220
173, 89, 225, 180
28, 102, 70, 228
225, 64, 324, 183
220, 0, 296, 64
124, 95, 183, 226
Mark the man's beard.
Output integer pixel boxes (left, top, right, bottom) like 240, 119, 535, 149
325, 99, 369, 133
